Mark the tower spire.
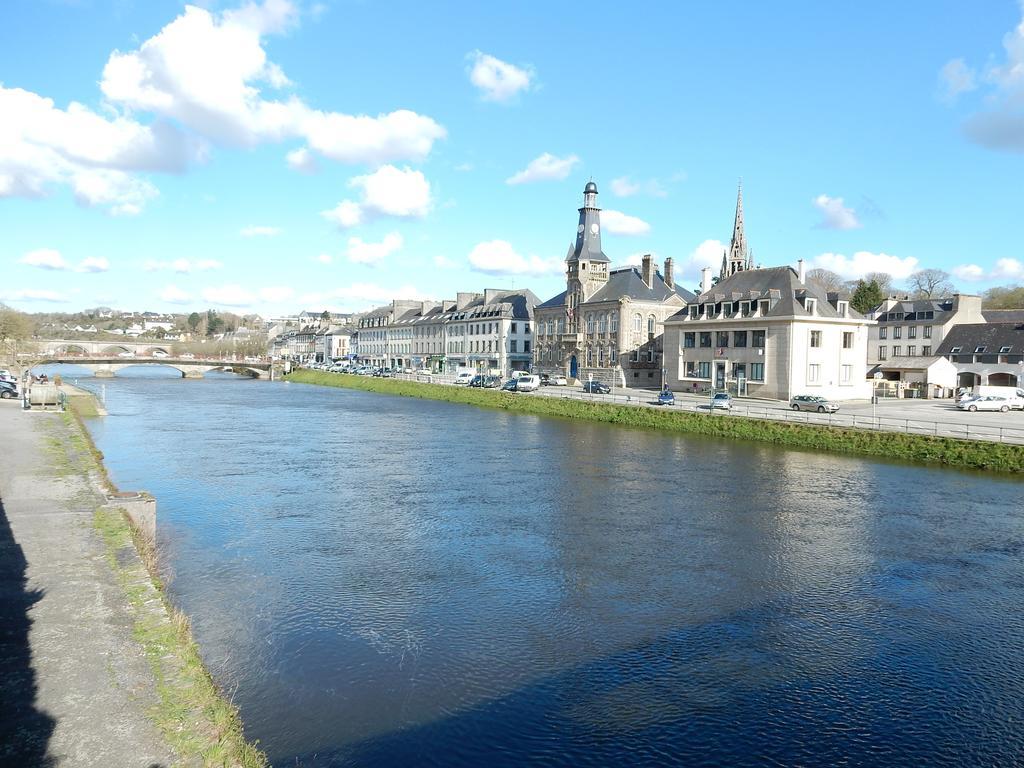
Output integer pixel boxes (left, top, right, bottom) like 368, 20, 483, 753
723, 179, 749, 279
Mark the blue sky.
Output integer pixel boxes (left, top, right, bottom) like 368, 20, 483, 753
2, 0, 1023, 315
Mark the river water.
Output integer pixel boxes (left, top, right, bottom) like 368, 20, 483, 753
58, 366, 1024, 766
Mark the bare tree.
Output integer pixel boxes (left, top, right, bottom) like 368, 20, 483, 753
908, 269, 955, 299
863, 271, 895, 296
806, 268, 847, 294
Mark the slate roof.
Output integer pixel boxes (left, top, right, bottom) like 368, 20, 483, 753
982, 309, 1024, 324
934, 323, 1024, 355
536, 268, 694, 310
669, 266, 864, 321
867, 356, 945, 374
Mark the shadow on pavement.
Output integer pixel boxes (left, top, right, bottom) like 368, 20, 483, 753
0, 495, 56, 767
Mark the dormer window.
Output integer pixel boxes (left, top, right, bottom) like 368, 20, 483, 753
805, 298, 817, 314
740, 301, 749, 316
837, 301, 848, 316
975, 346, 986, 353
1000, 345, 1012, 353
759, 300, 770, 314
690, 306, 699, 319
724, 302, 733, 315
950, 346, 962, 353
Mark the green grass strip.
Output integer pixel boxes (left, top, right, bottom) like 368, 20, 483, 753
285, 369, 1024, 474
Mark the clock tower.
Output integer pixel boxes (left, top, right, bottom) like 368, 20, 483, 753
565, 181, 610, 331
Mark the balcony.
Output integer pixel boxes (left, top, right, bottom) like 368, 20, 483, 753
560, 333, 584, 345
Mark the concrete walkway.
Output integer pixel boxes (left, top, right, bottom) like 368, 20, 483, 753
0, 402, 178, 767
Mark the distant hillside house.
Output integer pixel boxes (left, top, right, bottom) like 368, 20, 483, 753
533, 181, 695, 388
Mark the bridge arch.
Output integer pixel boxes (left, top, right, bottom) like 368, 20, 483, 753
99, 344, 134, 355
51, 343, 89, 356
140, 346, 172, 357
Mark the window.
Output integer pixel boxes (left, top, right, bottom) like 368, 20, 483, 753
924, 326, 932, 339
810, 330, 822, 348
633, 313, 642, 332
750, 362, 764, 381
878, 346, 887, 360
586, 314, 594, 334
893, 345, 901, 357
683, 332, 696, 349
699, 332, 712, 348
950, 346, 962, 354
647, 315, 656, 336
598, 348, 604, 366
752, 330, 766, 348
759, 300, 770, 314
1000, 345, 1013, 353
808, 363, 820, 383
690, 306, 699, 319
975, 346, 986, 353
909, 326, 918, 339
879, 327, 888, 340
647, 348, 655, 363
733, 331, 747, 347
837, 301, 848, 316
842, 332, 854, 349
716, 331, 729, 347
511, 322, 518, 333
525, 323, 531, 334
698, 361, 711, 379
841, 365, 852, 383
610, 346, 617, 365
724, 303, 733, 316
740, 302, 749, 316
510, 340, 518, 352
611, 314, 618, 332
893, 326, 903, 339
524, 341, 531, 353
908, 345, 916, 356
587, 348, 593, 366
733, 363, 746, 380
922, 345, 932, 356
805, 298, 817, 314
598, 314, 606, 334
631, 349, 640, 362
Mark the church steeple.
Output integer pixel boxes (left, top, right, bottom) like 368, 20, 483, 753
721, 181, 751, 280
564, 181, 610, 323
569, 180, 610, 264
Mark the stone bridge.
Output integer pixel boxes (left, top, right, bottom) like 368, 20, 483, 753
40, 339, 178, 357
37, 356, 273, 380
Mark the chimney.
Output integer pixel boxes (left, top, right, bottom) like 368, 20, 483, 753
663, 258, 674, 289
456, 292, 479, 311
700, 267, 712, 294
797, 259, 806, 284
641, 254, 654, 287
483, 288, 502, 306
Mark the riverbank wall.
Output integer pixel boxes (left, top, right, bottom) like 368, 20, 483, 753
285, 369, 1024, 474
0, 390, 268, 766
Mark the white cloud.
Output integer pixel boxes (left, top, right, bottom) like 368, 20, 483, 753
938, 58, 977, 101
145, 258, 222, 273
329, 282, 430, 306
601, 209, 651, 236
19, 249, 110, 272
610, 177, 641, 197
286, 146, 317, 172
346, 232, 403, 265
322, 165, 431, 229
160, 284, 192, 304
951, 6, 1024, 152
954, 258, 1024, 282
467, 50, 534, 103
506, 153, 579, 185
201, 284, 255, 307
259, 285, 294, 302
316, 253, 333, 264
433, 255, 456, 269
467, 240, 563, 276
813, 194, 862, 230
100, 3, 445, 162
0, 288, 67, 303
240, 225, 282, 237
20, 248, 69, 270
813, 251, 919, 280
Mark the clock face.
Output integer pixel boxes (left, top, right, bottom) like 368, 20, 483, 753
590, 223, 600, 235
577, 224, 585, 233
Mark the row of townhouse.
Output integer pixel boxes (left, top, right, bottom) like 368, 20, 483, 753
351, 290, 539, 374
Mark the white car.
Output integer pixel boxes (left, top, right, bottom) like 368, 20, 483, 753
454, 372, 474, 385
152, 351, 169, 358
551, 375, 568, 386
515, 375, 542, 392
957, 395, 1017, 412
117, 351, 136, 358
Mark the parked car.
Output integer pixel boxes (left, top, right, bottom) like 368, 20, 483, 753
117, 351, 136, 358
484, 375, 502, 388
710, 392, 732, 410
957, 395, 1015, 412
539, 373, 552, 386
180, 352, 196, 359
468, 375, 486, 387
515, 375, 542, 392
582, 380, 611, 394
790, 395, 840, 413
0, 381, 18, 399
501, 379, 519, 392
550, 375, 568, 386
657, 389, 675, 406
152, 350, 169, 358
454, 372, 475, 385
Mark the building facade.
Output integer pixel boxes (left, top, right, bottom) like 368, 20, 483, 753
866, 294, 984, 366
533, 181, 694, 388
934, 323, 1024, 388
664, 260, 873, 400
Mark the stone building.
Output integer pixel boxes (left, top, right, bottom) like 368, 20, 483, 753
934, 323, 1024, 389
866, 294, 984, 366
533, 181, 694, 388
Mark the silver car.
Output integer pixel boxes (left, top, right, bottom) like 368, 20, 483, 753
790, 395, 840, 413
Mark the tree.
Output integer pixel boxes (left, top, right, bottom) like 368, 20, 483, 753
850, 280, 885, 314
320, 310, 331, 323
0, 304, 38, 370
908, 268, 955, 299
863, 271, 894, 296
982, 285, 1024, 309
187, 312, 201, 333
806, 268, 846, 294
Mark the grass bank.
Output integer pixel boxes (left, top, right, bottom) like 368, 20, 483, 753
60, 405, 268, 767
285, 369, 1024, 474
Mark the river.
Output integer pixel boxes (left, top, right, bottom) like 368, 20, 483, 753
53, 366, 1024, 766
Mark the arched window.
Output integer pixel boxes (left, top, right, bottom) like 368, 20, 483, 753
609, 346, 617, 366
633, 313, 642, 333
586, 347, 593, 366
587, 314, 594, 334
598, 347, 604, 366
648, 315, 656, 335
611, 313, 619, 333
598, 313, 606, 334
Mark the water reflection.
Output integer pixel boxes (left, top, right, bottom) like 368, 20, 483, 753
63, 367, 1024, 766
